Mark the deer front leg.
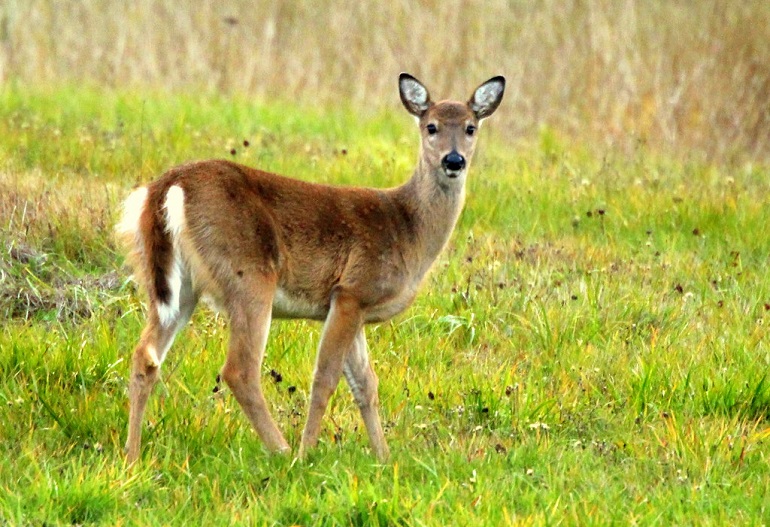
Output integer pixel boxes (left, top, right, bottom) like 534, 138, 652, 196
299, 290, 363, 458
344, 329, 390, 461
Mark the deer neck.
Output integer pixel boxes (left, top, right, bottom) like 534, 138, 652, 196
393, 158, 467, 267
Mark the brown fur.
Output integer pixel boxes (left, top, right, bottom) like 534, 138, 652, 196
120, 73, 505, 462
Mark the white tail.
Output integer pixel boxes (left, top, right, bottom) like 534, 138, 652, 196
118, 73, 505, 462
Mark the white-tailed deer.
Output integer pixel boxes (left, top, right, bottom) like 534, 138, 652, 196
117, 73, 505, 462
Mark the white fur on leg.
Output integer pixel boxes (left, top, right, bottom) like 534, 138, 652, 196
343, 331, 370, 408
145, 344, 160, 369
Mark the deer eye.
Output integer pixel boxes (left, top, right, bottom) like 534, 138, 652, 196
466, 125, 476, 136
426, 123, 438, 135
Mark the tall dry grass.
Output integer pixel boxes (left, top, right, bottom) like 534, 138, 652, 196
1, 0, 769, 161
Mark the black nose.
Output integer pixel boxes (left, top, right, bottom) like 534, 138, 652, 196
442, 151, 466, 173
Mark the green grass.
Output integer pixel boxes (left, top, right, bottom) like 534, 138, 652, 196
1, 85, 769, 525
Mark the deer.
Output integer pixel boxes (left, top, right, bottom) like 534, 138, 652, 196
116, 73, 505, 463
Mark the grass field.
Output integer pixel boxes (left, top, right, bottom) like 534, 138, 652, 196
3, 1, 770, 162
1, 84, 769, 525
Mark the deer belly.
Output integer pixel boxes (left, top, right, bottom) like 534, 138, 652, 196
272, 288, 328, 320
364, 287, 419, 323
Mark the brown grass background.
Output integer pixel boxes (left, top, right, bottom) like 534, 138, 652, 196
2, 0, 769, 162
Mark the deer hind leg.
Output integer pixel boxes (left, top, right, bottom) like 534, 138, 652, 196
220, 278, 289, 454
126, 276, 197, 463
343, 329, 390, 461
299, 290, 363, 458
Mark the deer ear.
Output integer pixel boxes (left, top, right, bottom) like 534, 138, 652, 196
399, 73, 432, 118
469, 76, 505, 120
